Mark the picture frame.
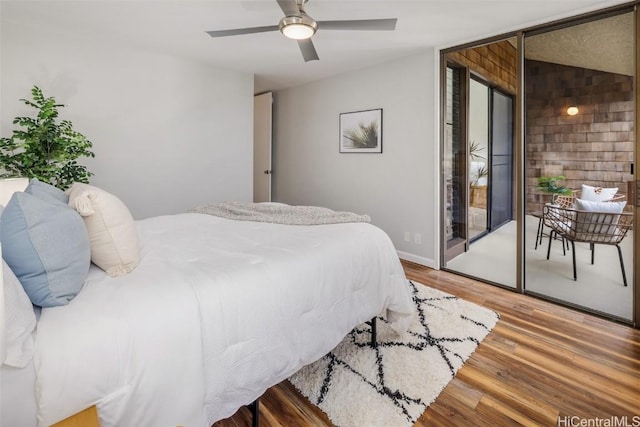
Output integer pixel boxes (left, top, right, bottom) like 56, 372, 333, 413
339, 108, 383, 153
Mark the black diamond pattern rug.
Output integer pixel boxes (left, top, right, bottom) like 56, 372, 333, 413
288, 280, 500, 427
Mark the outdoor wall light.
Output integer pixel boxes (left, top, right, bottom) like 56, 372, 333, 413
567, 106, 579, 116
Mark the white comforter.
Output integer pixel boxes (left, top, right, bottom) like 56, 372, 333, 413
34, 213, 414, 426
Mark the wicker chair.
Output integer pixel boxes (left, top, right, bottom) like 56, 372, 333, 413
543, 205, 633, 286
554, 190, 626, 209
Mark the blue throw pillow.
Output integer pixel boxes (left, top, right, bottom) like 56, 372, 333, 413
24, 178, 69, 205
1, 192, 90, 307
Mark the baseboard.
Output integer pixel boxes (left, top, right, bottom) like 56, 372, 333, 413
397, 251, 437, 269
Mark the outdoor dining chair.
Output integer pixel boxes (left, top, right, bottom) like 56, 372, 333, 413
543, 204, 632, 286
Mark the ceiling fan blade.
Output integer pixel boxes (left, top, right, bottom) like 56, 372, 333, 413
317, 18, 397, 31
298, 39, 319, 62
276, 0, 300, 16
206, 25, 279, 38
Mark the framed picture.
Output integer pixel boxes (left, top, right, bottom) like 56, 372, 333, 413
339, 108, 382, 153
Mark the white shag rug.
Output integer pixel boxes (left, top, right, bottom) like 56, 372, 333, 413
288, 280, 500, 427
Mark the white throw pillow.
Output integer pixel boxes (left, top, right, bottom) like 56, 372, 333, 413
66, 183, 139, 277
575, 198, 626, 213
580, 184, 618, 202
575, 199, 626, 235
2, 260, 37, 368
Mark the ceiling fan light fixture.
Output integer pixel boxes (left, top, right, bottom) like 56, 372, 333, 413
279, 15, 317, 40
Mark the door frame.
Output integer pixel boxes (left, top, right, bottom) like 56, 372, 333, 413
441, 63, 470, 262
253, 92, 273, 203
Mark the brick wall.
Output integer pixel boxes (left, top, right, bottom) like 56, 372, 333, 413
448, 41, 517, 94
526, 59, 634, 213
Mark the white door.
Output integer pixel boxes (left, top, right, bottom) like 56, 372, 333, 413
254, 92, 272, 202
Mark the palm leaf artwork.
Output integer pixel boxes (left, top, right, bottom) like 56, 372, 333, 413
342, 119, 379, 149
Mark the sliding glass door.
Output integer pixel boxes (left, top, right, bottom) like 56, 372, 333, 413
490, 89, 514, 231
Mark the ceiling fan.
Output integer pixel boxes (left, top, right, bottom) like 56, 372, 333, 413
205, 0, 398, 62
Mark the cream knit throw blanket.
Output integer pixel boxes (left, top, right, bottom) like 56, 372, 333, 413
189, 202, 370, 225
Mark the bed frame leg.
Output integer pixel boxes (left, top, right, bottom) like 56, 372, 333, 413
368, 317, 377, 347
249, 399, 259, 427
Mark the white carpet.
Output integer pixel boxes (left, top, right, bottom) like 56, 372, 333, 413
288, 281, 499, 427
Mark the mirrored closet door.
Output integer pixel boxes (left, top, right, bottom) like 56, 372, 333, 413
441, 5, 638, 325
523, 11, 635, 322
441, 39, 517, 289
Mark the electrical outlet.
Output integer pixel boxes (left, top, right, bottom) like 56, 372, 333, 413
414, 233, 422, 245
404, 232, 411, 242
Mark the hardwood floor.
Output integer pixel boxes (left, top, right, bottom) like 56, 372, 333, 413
215, 261, 640, 426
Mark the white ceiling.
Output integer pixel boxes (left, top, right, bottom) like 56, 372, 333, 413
1, 0, 633, 93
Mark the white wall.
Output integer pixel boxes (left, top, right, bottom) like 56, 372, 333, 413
273, 51, 438, 267
0, 20, 253, 219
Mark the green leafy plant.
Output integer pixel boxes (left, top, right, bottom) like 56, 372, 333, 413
469, 141, 488, 185
471, 164, 488, 186
536, 175, 572, 203
343, 120, 379, 149
0, 86, 95, 190
469, 140, 486, 161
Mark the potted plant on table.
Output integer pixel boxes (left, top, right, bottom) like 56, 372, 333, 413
0, 85, 95, 190
469, 140, 488, 208
536, 175, 572, 205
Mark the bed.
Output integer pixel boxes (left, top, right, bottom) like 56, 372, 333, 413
1, 191, 414, 426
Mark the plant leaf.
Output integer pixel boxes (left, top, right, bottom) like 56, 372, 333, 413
0, 85, 94, 190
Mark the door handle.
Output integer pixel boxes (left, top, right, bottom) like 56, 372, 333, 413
264, 170, 271, 175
